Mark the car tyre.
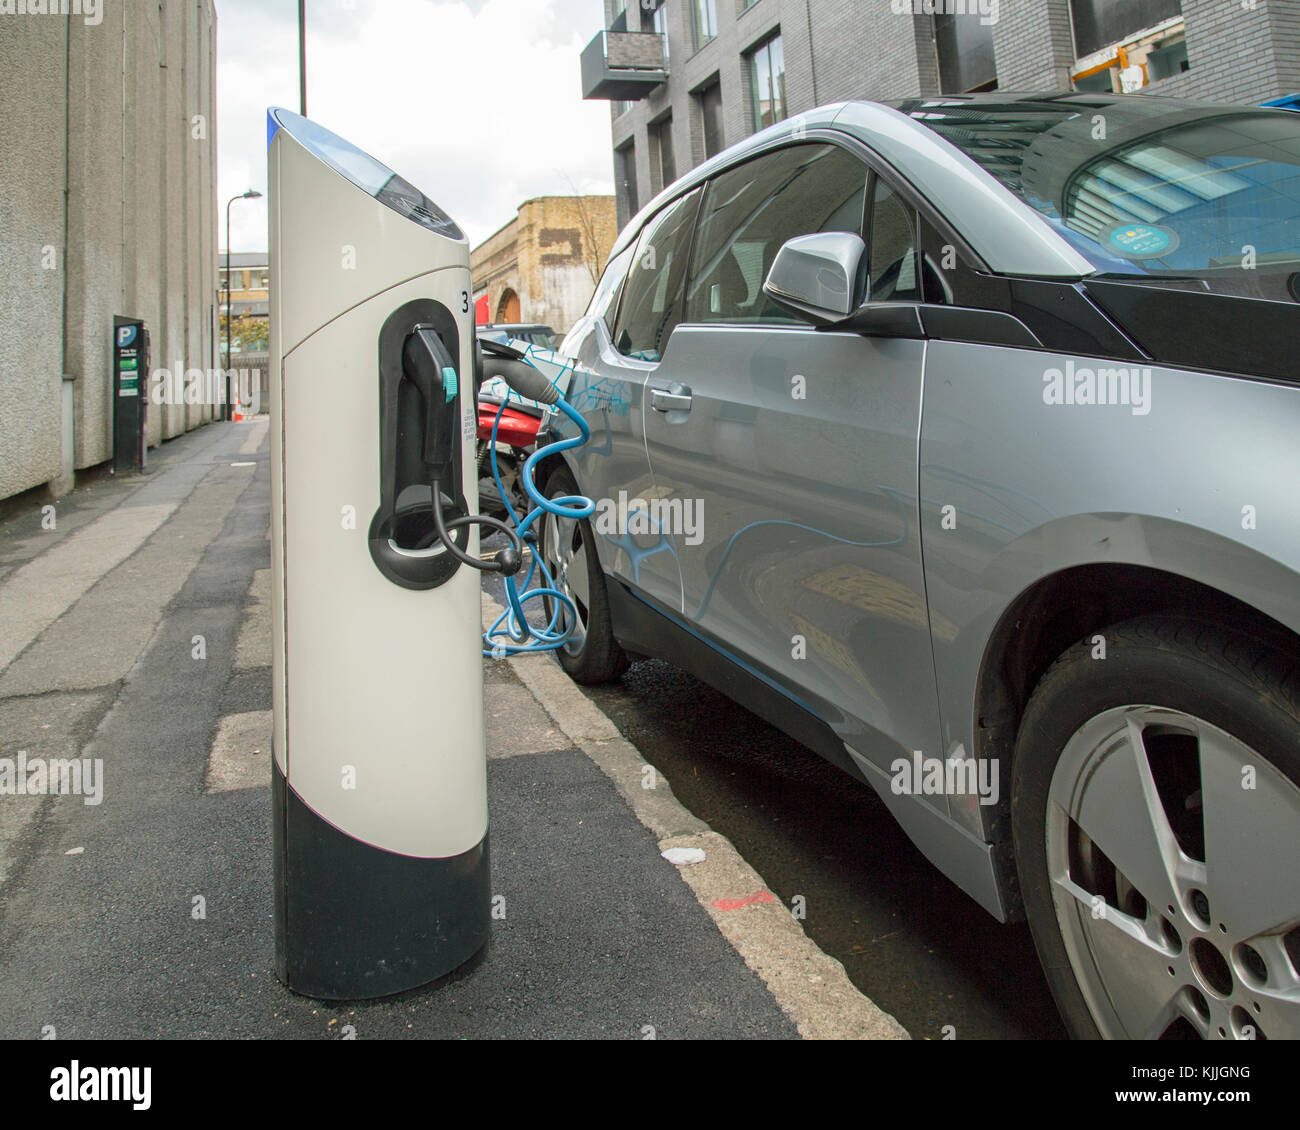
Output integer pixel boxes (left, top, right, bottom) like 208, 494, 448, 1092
1012, 615, 1300, 1040
538, 464, 630, 685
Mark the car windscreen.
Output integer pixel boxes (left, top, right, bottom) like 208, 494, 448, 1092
897, 98, 1300, 300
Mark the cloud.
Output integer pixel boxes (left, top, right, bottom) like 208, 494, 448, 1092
217, 0, 614, 254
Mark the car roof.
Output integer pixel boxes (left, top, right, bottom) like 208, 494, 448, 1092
609, 92, 1282, 281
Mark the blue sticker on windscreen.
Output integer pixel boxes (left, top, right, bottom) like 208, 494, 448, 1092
1103, 222, 1180, 260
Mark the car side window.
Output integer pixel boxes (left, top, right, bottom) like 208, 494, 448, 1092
587, 243, 636, 331
611, 186, 703, 362
868, 176, 922, 302
684, 144, 868, 325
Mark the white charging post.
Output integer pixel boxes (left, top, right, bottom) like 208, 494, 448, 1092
267, 108, 488, 1000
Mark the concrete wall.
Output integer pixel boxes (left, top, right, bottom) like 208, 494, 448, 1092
0, 0, 218, 502
0, 14, 67, 501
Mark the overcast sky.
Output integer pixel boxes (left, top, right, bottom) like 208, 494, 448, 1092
216, 0, 613, 253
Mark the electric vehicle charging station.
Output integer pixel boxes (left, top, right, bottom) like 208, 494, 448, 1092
268, 108, 500, 1000
269, 106, 591, 1000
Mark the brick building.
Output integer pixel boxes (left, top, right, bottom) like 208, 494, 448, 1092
471, 195, 618, 335
219, 251, 269, 332
582, 0, 1300, 229
218, 251, 270, 414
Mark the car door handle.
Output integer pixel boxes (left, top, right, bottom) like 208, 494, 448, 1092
651, 385, 693, 413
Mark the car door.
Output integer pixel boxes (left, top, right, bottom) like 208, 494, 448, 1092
640, 143, 944, 775
561, 186, 703, 613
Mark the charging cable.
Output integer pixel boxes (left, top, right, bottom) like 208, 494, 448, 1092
403, 327, 526, 578
403, 327, 593, 656
482, 389, 593, 658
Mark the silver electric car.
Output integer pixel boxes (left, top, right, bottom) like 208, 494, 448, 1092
534, 93, 1300, 1040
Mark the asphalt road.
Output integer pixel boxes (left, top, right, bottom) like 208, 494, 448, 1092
484, 554, 1067, 1041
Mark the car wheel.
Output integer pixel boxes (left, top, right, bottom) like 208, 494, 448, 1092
537, 465, 629, 685
1012, 615, 1300, 1040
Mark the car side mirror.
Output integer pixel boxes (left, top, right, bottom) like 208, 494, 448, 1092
762, 232, 866, 327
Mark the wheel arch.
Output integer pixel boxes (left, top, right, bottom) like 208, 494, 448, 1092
528, 447, 574, 497
973, 561, 1300, 920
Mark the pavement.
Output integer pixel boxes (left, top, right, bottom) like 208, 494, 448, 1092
0, 419, 906, 1040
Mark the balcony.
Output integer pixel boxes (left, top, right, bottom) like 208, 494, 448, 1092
580, 31, 667, 101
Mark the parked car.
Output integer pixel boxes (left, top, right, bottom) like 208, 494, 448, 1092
534, 92, 1300, 1040
476, 322, 559, 349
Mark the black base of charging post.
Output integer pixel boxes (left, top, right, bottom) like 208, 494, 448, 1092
272, 762, 491, 1001
112, 316, 149, 475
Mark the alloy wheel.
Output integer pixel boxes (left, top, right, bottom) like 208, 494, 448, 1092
541, 508, 591, 654
1046, 705, 1300, 1039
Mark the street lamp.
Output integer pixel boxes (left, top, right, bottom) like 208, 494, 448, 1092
299, 0, 308, 117
224, 189, 263, 421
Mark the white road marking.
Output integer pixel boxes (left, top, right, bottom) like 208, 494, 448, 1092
238, 419, 269, 456
233, 569, 273, 671
0, 504, 177, 674
204, 710, 273, 793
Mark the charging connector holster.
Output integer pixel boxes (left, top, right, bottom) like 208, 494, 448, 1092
369, 300, 468, 590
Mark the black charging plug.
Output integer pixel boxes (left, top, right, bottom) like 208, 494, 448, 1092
398, 324, 523, 579
401, 327, 460, 470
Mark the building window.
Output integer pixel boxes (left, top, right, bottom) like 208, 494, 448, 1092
935, 12, 997, 93
1070, 0, 1183, 60
697, 79, 724, 159
1069, 0, 1187, 93
615, 142, 638, 218
612, 100, 632, 118
653, 115, 677, 191
653, 0, 669, 62
1145, 36, 1189, 83
692, 0, 717, 50
748, 33, 785, 130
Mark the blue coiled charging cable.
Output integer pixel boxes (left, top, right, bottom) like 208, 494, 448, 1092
480, 359, 593, 658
